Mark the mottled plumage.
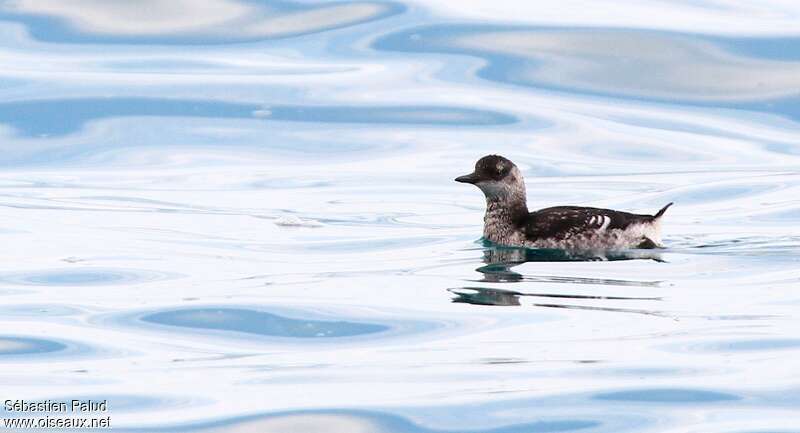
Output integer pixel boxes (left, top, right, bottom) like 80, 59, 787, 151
456, 155, 673, 250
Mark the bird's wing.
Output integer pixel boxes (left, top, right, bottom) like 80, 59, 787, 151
525, 206, 646, 241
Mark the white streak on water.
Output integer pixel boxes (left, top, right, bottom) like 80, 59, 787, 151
410, 0, 800, 35
273, 216, 325, 228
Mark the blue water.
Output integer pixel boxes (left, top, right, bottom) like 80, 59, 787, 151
1, 1, 799, 431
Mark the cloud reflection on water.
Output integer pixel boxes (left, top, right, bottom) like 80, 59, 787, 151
2, 0, 404, 43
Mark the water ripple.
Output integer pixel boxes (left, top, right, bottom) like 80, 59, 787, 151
0, 267, 178, 286
0, 1, 405, 44
101, 305, 444, 344
126, 409, 600, 433
140, 307, 390, 339
667, 338, 800, 354
593, 388, 740, 403
0, 336, 67, 356
0, 304, 83, 316
374, 25, 800, 120
0, 98, 517, 138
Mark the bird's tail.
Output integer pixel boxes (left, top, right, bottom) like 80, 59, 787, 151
653, 202, 674, 219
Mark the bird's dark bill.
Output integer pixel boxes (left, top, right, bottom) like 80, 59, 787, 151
455, 173, 479, 184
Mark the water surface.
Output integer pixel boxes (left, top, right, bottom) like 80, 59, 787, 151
1, 0, 799, 431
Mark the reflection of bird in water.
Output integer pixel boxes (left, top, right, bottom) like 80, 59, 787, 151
450, 243, 665, 314
449, 286, 667, 317
477, 243, 665, 283
449, 287, 522, 306
456, 155, 673, 250
449, 286, 660, 307
481, 243, 665, 264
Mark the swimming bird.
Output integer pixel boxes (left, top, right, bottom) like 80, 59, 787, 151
455, 155, 673, 250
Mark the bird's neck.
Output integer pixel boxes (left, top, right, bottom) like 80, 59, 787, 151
483, 194, 528, 244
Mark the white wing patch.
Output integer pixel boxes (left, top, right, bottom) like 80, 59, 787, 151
588, 215, 610, 231
598, 215, 611, 231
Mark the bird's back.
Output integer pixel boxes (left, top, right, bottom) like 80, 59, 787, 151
524, 203, 672, 250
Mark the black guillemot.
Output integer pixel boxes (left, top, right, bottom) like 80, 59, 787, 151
456, 155, 673, 250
